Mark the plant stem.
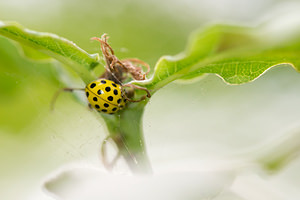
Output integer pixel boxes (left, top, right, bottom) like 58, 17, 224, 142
102, 100, 152, 174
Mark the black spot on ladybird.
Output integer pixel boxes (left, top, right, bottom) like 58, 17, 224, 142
117, 99, 121, 104
105, 87, 111, 92
86, 92, 89, 97
93, 97, 98, 102
107, 96, 113, 101
112, 107, 117, 112
90, 83, 96, 88
101, 80, 106, 84
97, 90, 103, 95
95, 104, 100, 109
101, 109, 107, 112
104, 103, 109, 108
113, 89, 118, 95
112, 83, 117, 87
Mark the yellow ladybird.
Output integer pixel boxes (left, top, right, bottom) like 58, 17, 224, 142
85, 79, 126, 114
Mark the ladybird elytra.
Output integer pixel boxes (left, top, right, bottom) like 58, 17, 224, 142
85, 79, 126, 114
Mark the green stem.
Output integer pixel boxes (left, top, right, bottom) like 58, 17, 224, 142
102, 100, 152, 174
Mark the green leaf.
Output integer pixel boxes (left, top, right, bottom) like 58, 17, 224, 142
18, 44, 52, 61
0, 36, 61, 133
0, 21, 99, 84
181, 42, 300, 85
136, 24, 300, 91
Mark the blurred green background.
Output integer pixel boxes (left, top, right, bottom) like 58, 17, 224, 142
1, 0, 300, 200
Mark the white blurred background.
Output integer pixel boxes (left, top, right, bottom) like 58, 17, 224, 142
1, 0, 300, 200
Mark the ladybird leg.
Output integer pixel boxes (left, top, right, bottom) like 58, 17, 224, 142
51, 88, 85, 111
123, 94, 146, 102
122, 84, 151, 102
123, 84, 151, 98
101, 136, 121, 171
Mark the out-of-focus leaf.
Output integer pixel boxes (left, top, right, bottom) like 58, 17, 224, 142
136, 25, 300, 91
179, 42, 300, 85
0, 36, 58, 133
0, 21, 99, 84
18, 44, 52, 61
44, 167, 235, 200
